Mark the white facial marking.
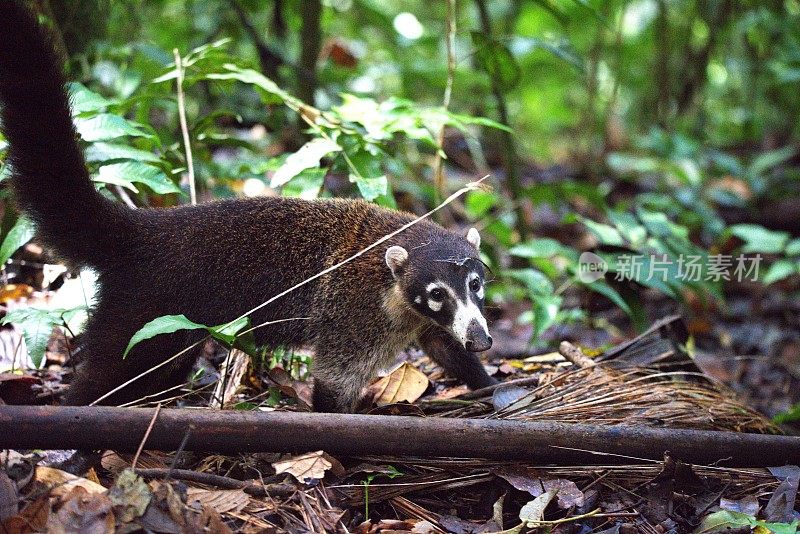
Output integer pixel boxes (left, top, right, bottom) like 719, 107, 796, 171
426, 282, 444, 312
437, 278, 487, 347
468, 272, 484, 300
428, 299, 443, 312
451, 298, 489, 347
414, 296, 422, 304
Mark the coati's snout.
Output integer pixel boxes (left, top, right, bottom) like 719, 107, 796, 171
464, 320, 492, 352
385, 227, 492, 352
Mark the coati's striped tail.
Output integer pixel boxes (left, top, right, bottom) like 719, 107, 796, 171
0, 1, 131, 268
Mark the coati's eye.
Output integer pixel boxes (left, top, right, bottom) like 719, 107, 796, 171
469, 278, 482, 292
429, 288, 445, 301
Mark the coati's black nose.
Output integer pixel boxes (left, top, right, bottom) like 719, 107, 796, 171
464, 320, 492, 352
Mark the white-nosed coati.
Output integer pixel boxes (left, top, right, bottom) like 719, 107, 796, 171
0, 2, 497, 412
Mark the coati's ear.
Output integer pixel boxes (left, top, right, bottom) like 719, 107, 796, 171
466, 227, 481, 250
385, 246, 409, 279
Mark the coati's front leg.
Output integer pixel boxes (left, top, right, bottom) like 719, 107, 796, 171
311, 352, 373, 413
418, 326, 498, 390
311, 329, 383, 412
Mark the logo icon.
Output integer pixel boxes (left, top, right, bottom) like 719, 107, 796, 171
577, 252, 607, 283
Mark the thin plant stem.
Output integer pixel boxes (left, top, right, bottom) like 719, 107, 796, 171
173, 49, 196, 205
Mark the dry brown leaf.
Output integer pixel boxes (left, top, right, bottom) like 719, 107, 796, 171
101, 451, 169, 474
184, 504, 233, 534
368, 362, 429, 406
2, 495, 50, 533
46, 486, 115, 534
186, 488, 249, 515
36, 467, 107, 497
272, 451, 344, 483
494, 467, 584, 509
211, 349, 251, 408
0, 284, 34, 304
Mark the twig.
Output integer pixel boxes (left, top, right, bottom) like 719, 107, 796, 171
526, 508, 601, 526
173, 49, 196, 205
132, 403, 161, 469
433, 0, 457, 203
134, 467, 295, 498
166, 428, 192, 479
114, 185, 138, 209
559, 341, 596, 369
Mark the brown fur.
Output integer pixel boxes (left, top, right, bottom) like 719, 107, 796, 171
0, 3, 497, 411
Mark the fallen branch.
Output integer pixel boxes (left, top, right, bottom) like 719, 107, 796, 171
0, 406, 797, 467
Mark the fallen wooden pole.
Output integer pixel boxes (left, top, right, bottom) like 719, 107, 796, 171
0, 406, 797, 467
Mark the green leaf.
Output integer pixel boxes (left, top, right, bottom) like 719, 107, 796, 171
773, 402, 800, 424
471, 32, 521, 92
208, 316, 249, 345
75, 114, 153, 142
0, 217, 35, 266
351, 174, 388, 201
523, 36, 585, 72
747, 146, 796, 177
608, 211, 647, 245
505, 268, 554, 295
347, 149, 388, 201
785, 238, 800, 256
125, 315, 249, 357
637, 208, 688, 239
2, 306, 86, 368
85, 142, 160, 164
270, 138, 341, 188
204, 65, 301, 107
446, 112, 513, 133
730, 224, 790, 254
281, 167, 326, 199
532, 294, 562, 337
509, 238, 565, 258
582, 219, 624, 246
464, 190, 497, 218
67, 82, 112, 115
94, 162, 180, 194
763, 259, 799, 285
695, 510, 799, 534
606, 153, 661, 174
125, 315, 206, 357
